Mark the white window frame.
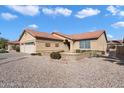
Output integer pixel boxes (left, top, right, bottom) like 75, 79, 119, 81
80, 40, 91, 49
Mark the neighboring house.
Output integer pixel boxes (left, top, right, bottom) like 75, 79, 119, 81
19, 29, 107, 54
107, 40, 124, 46
107, 40, 124, 51
8, 41, 20, 51
107, 40, 124, 58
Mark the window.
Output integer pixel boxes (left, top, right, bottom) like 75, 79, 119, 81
80, 40, 90, 49
45, 43, 50, 47
55, 43, 59, 47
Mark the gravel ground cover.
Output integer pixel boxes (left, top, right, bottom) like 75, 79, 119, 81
0, 53, 124, 88
0, 52, 29, 59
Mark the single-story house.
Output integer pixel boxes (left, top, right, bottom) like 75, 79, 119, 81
107, 40, 124, 58
19, 29, 107, 54
108, 40, 124, 46
107, 40, 124, 51
8, 41, 20, 51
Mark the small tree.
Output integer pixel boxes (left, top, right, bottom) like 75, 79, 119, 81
0, 37, 8, 49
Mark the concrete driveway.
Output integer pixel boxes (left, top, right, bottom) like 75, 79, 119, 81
0, 52, 29, 59
0, 52, 29, 65
0, 52, 124, 88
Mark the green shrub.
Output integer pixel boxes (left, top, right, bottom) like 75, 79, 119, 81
31, 53, 36, 56
31, 53, 42, 56
15, 46, 20, 52
57, 50, 64, 52
37, 53, 42, 56
76, 49, 80, 53
76, 50, 104, 57
80, 50, 86, 53
109, 45, 116, 49
0, 49, 9, 53
12, 45, 20, 52
76, 50, 87, 53
101, 51, 105, 55
50, 52, 61, 60
12, 45, 16, 50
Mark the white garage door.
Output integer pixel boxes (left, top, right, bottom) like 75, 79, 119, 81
24, 44, 35, 53
20, 42, 36, 54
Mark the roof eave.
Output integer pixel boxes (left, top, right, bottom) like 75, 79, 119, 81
52, 32, 73, 40
73, 38, 98, 41
36, 37, 63, 41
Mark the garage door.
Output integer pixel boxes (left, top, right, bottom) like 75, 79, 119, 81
20, 42, 36, 53
24, 44, 35, 53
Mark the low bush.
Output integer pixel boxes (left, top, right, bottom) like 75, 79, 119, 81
76, 50, 91, 53
12, 45, 20, 52
109, 45, 116, 49
0, 49, 9, 53
31, 53, 42, 56
76, 49, 80, 53
75, 50, 104, 57
50, 52, 61, 60
31, 53, 36, 55
15, 46, 20, 52
57, 50, 64, 52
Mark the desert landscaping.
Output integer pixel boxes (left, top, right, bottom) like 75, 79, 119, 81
0, 52, 124, 88
0, 5, 124, 88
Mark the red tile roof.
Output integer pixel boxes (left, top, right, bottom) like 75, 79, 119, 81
69, 30, 105, 40
21, 29, 63, 41
8, 41, 20, 45
19, 29, 107, 41
52, 32, 73, 40
52, 30, 106, 40
108, 40, 124, 44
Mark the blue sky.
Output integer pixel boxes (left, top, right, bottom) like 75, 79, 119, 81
0, 5, 124, 41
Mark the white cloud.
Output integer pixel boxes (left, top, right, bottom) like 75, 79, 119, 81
119, 11, 124, 17
75, 8, 100, 19
42, 7, 72, 16
28, 24, 39, 29
106, 5, 124, 17
8, 5, 40, 16
107, 34, 113, 39
111, 21, 124, 28
107, 6, 119, 15
1, 12, 18, 20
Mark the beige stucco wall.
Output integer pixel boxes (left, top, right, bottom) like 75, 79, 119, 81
73, 40, 97, 50
20, 32, 69, 53
96, 33, 107, 52
19, 32, 36, 53
20, 32, 36, 43
52, 33, 74, 52
36, 39, 69, 53
73, 33, 107, 52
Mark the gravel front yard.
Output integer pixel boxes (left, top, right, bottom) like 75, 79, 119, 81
0, 53, 124, 88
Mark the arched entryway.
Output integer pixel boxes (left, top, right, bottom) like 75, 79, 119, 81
63, 39, 70, 50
